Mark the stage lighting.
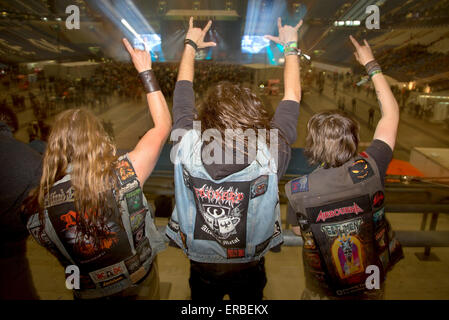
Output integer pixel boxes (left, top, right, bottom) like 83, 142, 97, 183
241, 35, 270, 54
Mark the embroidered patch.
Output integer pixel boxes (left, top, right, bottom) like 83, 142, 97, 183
133, 225, 145, 248
348, 159, 374, 184
125, 188, 144, 214
307, 195, 371, 223
373, 208, 385, 226
360, 152, 369, 159
250, 175, 268, 199
125, 254, 141, 275
129, 208, 146, 231
136, 238, 152, 263
302, 231, 316, 250
372, 191, 385, 209
116, 159, 135, 185
375, 228, 387, 251
227, 248, 245, 259
304, 252, 322, 269
89, 261, 127, 284
291, 175, 309, 194
99, 274, 127, 288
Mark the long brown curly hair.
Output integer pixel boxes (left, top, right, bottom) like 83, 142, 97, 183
198, 81, 285, 161
33, 108, 119, 246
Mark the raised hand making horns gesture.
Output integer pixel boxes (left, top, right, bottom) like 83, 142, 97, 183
265, 17, 303, 45
185, 17, 217, 49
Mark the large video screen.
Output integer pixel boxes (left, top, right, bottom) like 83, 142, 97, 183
133, 34, 162, 60
241, 35, 270, 54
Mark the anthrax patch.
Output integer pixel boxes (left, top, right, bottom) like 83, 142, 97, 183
250, 175, 268, 199
291, 175, 309, 193
348, 159, 374, 184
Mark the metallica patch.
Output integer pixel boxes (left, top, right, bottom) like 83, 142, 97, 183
348, 159, 374, 184
188, 175, 250, 249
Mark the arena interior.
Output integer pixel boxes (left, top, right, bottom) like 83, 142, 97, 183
1, 0, 449, 301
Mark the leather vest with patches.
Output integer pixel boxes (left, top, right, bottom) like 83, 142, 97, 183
285, 154, 403, 296
166, 129, 283, 263
27, 155, 165, 299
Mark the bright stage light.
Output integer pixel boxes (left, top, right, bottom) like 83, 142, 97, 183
241, 35, 270, 54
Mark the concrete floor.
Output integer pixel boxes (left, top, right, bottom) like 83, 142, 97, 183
11, 77, 449, 300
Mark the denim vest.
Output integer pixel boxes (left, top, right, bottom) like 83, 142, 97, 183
27, 155, 166, 299
285, 154, 403, 296
166, 129, 283, 263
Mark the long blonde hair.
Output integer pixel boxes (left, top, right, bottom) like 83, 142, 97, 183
36, 108, 119, 240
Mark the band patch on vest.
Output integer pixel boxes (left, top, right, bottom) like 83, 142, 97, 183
307, 195, 371, 224
133, 225, 146, 248
130, 209, 146, 232
125, 254, 141, 275
291, 175, 309, 193
189, 175, 250, 249
305, 252, 322, 269
373, 208, 385, 227
331, 233, 364, 279
302, 231, 316, 250
372, 191, 385, 209
375, 228, 387, 251
136, 238, 152, 263
348, 159, 374, 184
250, 175, 268, 199
89, 261, 127, 284
314, 216, 369, 282
116, 159, 136, 185
125, 188, 144, 214
227, 248, 245, 259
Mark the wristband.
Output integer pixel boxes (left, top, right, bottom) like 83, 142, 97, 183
139, 69, 161, 94
364, 60, 381, 74
184, 39, 198, 51
284, 41, 301, 56
369, 70, 382, 79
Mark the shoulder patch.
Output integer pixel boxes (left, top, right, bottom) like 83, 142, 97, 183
250, 175, 269, 199
116, 158, 136, 185
348, 159, 374, 184
360, 151, 369, 159
291, 175, 309, 194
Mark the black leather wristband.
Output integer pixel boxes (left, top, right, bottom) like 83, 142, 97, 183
184, 39, 198, 51
139, 69, 161, 94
